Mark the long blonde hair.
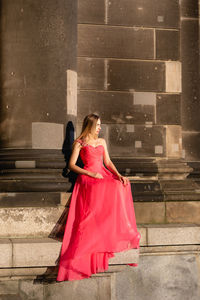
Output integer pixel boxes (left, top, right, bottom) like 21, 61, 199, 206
73, 113, 100, 146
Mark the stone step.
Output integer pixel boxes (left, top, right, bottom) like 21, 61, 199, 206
0, 237, 139, 270
160, 179, 198, 191
0, 193, 200, 238
0, 192, 62, 207
0, 168, 65, 179
0, 206, 68, 238
139, 224, 200, 246
0, 180, 71, 192
135, 201, 200, 224
2, 174, 200, 209
112, 158, 193, 179
0, 224, 199, 278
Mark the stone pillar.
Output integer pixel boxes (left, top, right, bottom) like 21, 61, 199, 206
0, 0, 77, 201
181, 0, 200, 164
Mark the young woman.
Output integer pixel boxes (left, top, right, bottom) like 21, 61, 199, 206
57, 113, 141, 281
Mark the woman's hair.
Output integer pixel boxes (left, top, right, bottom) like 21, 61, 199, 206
73, 113, 100, 145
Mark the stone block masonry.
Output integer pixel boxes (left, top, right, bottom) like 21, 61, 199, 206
77, 0, 182, 160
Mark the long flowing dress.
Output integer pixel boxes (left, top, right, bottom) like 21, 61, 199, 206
57, 140, 141, 281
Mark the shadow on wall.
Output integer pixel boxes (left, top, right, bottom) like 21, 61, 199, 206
62, 121, 83, 192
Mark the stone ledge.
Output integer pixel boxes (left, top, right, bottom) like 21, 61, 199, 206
0, 224, 199, 270
0, 239, 12, 268
0, 238, 139, 269
138, 224, 200, 246
147, 224, 200, 246
140, 244, 200, 254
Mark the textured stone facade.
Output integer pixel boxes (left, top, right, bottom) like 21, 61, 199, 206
77, 0, 183, 161
0, 0, 200, 299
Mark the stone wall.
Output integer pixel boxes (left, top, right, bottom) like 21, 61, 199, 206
0, 0, 77, 149
0, 1, 200, 300
181, 0, 200, 161
77, 0, 183, 159
0, 0, 77, 195
1, 254, 200, 300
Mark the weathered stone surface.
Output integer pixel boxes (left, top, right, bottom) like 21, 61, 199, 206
131, 181, 163, 202
166, 201, 200, 224
115, 255, 200, 300
19, 280, 43, 300
44, 276, 111, 300
0, 192, 60, 208
78, 58, 166, 93
181, 20, 199, 73
108, 0, 180, 29
141, 245, 200, 255
0, 207, 64, 237
60, 192, 71, 206
181, 0, 199, 18
166, 126, 182, 158
108, 124, 166, 157
181, 20, 199, 132
160, 179, 197, 193
67, 69, 78, 116
78, 0, 105, 24
0, 238, 137, 270
2, 47, 67, 91
0, 295, 22, 300
148, 224, 200, 246
156, 94, 181, 125
108, 60, 165, 92
2, 253, 200, 300
0, 281, 18, 295
1, 1, 76, 47
134, 202, 165, 224
12, 238, 61, 267
78, 25, 154, 59
138, 226, 147, 246
77, 91, 155, 124
77, 57, 105, 90
110, 249, 139, 264
1, 0, 77, 149
0, 87, 67, 124
156, 30, 180, 60
0, 239, 12, 268
165, 61, 181, 92
181, 70, 199, 132
0, 267, 48, 278
0, 88, 67, 148
182, 133, 200, 161
32, 122, 64, 149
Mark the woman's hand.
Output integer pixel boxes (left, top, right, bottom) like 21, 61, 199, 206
117, 174, 129, 185
88, 172, 103, 179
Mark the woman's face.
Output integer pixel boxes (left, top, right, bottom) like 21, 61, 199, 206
94, 118, 101, 135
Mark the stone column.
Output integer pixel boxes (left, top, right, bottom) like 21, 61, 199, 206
0, 0, 77, 203
181, 0, 200, 165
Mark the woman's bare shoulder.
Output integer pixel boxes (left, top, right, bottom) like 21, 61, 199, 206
73, 140, 83, 149
98, 138, 106, 146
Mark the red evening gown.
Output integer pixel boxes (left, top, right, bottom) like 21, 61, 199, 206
57, 140, 141, 281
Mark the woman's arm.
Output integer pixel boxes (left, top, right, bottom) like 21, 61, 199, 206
101, 139, 129, 185
68, 142, 103, 179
